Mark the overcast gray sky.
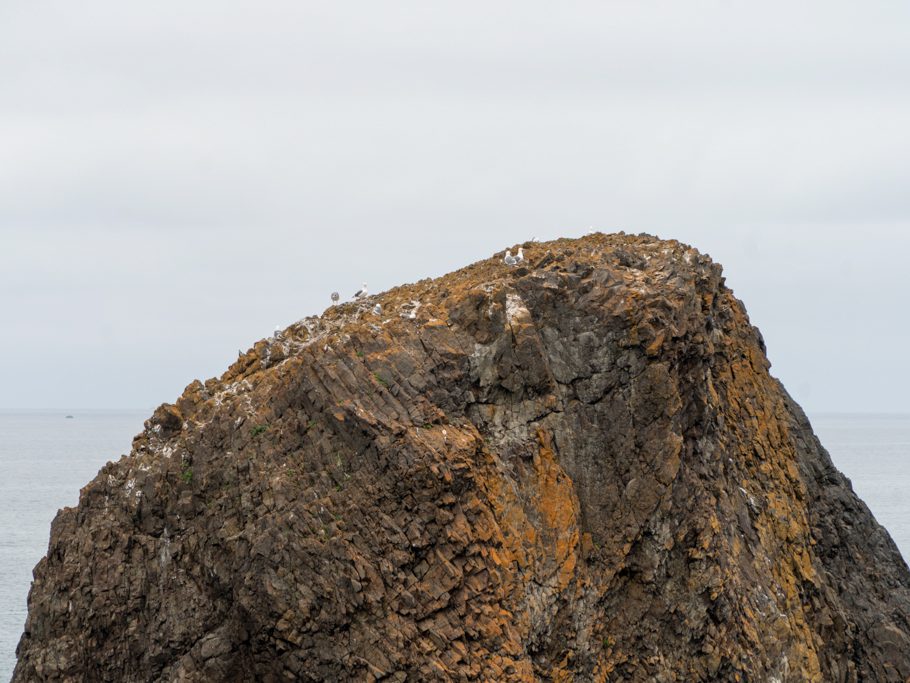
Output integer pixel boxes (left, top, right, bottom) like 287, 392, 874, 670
1, 1, 908, 413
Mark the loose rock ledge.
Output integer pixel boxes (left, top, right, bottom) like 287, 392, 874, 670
14, 233, 910, 682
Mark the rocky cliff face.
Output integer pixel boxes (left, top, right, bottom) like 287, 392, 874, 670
14, 234, 910, 682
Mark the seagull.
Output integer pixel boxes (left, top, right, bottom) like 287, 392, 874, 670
503, 250, 517, 266
353, 282, 368, 299
372, 303, 382, 316
330, 292, 339, 304
516, 247, 524, 264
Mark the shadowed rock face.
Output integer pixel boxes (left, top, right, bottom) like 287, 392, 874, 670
14, 234, 910, 682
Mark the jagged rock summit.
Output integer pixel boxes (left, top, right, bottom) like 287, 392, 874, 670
15, 234, 910, 682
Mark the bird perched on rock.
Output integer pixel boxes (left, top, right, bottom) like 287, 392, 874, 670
330, 292, 339, 305
372, 304, 382, 316
503, 250, 517, 266
353, 282, 368, 299
516, 247, 524, 264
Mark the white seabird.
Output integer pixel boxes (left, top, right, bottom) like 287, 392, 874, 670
372, 303, 382, 316
516, 247, 524, 264
331, 291, 340, 304
353, 282, 368, 299
503, 250, 517, 266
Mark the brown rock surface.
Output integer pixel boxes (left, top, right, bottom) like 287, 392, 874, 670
14, 233, 910, 682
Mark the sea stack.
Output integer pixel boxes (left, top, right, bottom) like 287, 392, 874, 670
14, 234, 910, 681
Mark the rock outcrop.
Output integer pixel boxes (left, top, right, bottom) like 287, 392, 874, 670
14, 234, 910, 682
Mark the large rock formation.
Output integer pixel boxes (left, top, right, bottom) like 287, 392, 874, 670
14, 234, 910, 682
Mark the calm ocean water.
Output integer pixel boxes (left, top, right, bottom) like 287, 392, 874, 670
1, 411, 909, 679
